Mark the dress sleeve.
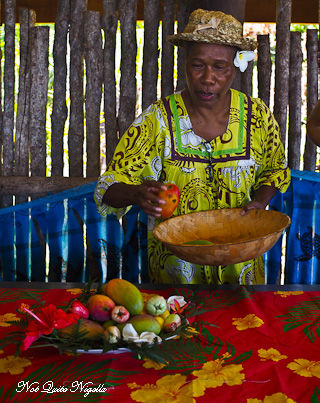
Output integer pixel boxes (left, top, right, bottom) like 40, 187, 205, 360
94, 103, 165, 217
252, 98, 291, 194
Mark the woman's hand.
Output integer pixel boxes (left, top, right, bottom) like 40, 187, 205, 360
240, 185, 278, 216
240, 200, 266, 215
134, 181, 167, 217
102, 180, 168, 217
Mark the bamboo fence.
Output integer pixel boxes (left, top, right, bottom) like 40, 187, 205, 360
0, 0, 318, 207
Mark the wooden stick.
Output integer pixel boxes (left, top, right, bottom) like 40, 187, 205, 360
102, 0, 118, 164
161, 0, 175, 98
15, 7, 36, 205
84, 11, 103, 178
288, 31, 302, 170
29, 26, 49, 178
304, 29, 318, 171
0, 176, 97, 197
51, 0, 71, 176
274, 0, 292, 145
68, 0, 87, 176
142, 0, 160, 110
257, 34, 272, 108
118, 0, 137, 137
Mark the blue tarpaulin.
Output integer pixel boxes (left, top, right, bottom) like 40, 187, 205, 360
266, 169, 320, 284
0, 182, 148, 283
1, 169, 320, 284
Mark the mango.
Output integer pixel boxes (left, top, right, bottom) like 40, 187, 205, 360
101, 278, 144, 316
126, 314, 161, 335
183, 240, 214, 245
58, 319, 104, 341
102, 319, 117, 329
86, 294, 115, 322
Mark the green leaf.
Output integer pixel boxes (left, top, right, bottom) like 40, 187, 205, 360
311, 386, 320, 403
303, 325, 316, 343
283, 322, 304, 332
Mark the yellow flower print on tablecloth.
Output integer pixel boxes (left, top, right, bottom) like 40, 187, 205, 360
247, 392, 297, 402
142, 358, 167, 370
192, 358, 245, 388
0, 313, 19, 327
129, 373, 205, 402
287, 358, 320, 378
232, 314, 264, 331
0, 355, 32, 375
258, 348, 288, 362
66, 288, 82, 295
274, 291, 304, 298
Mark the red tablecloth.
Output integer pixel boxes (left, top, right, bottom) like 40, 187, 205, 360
0, 285, 320, 402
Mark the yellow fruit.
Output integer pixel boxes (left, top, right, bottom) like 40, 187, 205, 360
58, 319, 104, 341
160, 309, 170, 320
101, 278, 144, 316
154, 316, 164, 329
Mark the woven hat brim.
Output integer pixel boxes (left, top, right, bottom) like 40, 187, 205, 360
167, 32, 257, 51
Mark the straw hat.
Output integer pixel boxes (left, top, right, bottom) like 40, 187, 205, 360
167, 9, 257, 51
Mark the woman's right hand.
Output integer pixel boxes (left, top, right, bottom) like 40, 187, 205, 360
102, 180, 167, 217
134, 180, 167, 217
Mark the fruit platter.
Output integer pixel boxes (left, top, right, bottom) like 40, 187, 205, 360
3, 279, 209, 365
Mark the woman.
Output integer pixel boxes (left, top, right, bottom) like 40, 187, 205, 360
95, 9, 291, 285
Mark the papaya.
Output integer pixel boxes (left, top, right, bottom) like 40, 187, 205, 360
126, 314, 162, 335
101, 278, 144, 316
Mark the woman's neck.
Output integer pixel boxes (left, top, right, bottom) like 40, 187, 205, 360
182, 89, 232, 141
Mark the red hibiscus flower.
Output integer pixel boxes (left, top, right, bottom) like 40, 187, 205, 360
22, 304, 79, 350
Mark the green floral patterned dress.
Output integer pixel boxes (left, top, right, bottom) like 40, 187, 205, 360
95, 89, 291, 285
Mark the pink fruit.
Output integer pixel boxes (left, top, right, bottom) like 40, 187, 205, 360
68, 300, 89, 319
163, 313, 182, 332
111, 306, 130, 323
87, 294, 116, 322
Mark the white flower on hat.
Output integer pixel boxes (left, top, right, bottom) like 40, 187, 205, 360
234, 50, 255, 72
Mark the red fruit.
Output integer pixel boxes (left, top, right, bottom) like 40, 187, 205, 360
68, 300, 89, 319
111, 306, 130, 323
159, 183, 180, 218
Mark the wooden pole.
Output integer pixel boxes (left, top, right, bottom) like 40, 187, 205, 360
257, 34, 272, 107
118, 0, 137, 137
29, 26, 49, 178
274, 0, 292, 146
142, 0, 160, 110
84, 11, 103, 178
102, 0, 118, 164
68, 0, 87, 177
161, 0, 175, 98
51, 0, 70, 177
176, 0, 191, 92
288, 31, 302, 170
15, 7, 36, 205
304, 29, 318, 171
1, 0, 16, 207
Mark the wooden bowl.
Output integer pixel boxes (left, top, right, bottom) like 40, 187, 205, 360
153, 208, 291, 266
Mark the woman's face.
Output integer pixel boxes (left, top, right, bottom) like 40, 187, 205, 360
184, 42, 237, 108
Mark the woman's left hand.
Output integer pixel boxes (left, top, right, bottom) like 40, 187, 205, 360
240, 201, 266, 216
240, 185, 278, 216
